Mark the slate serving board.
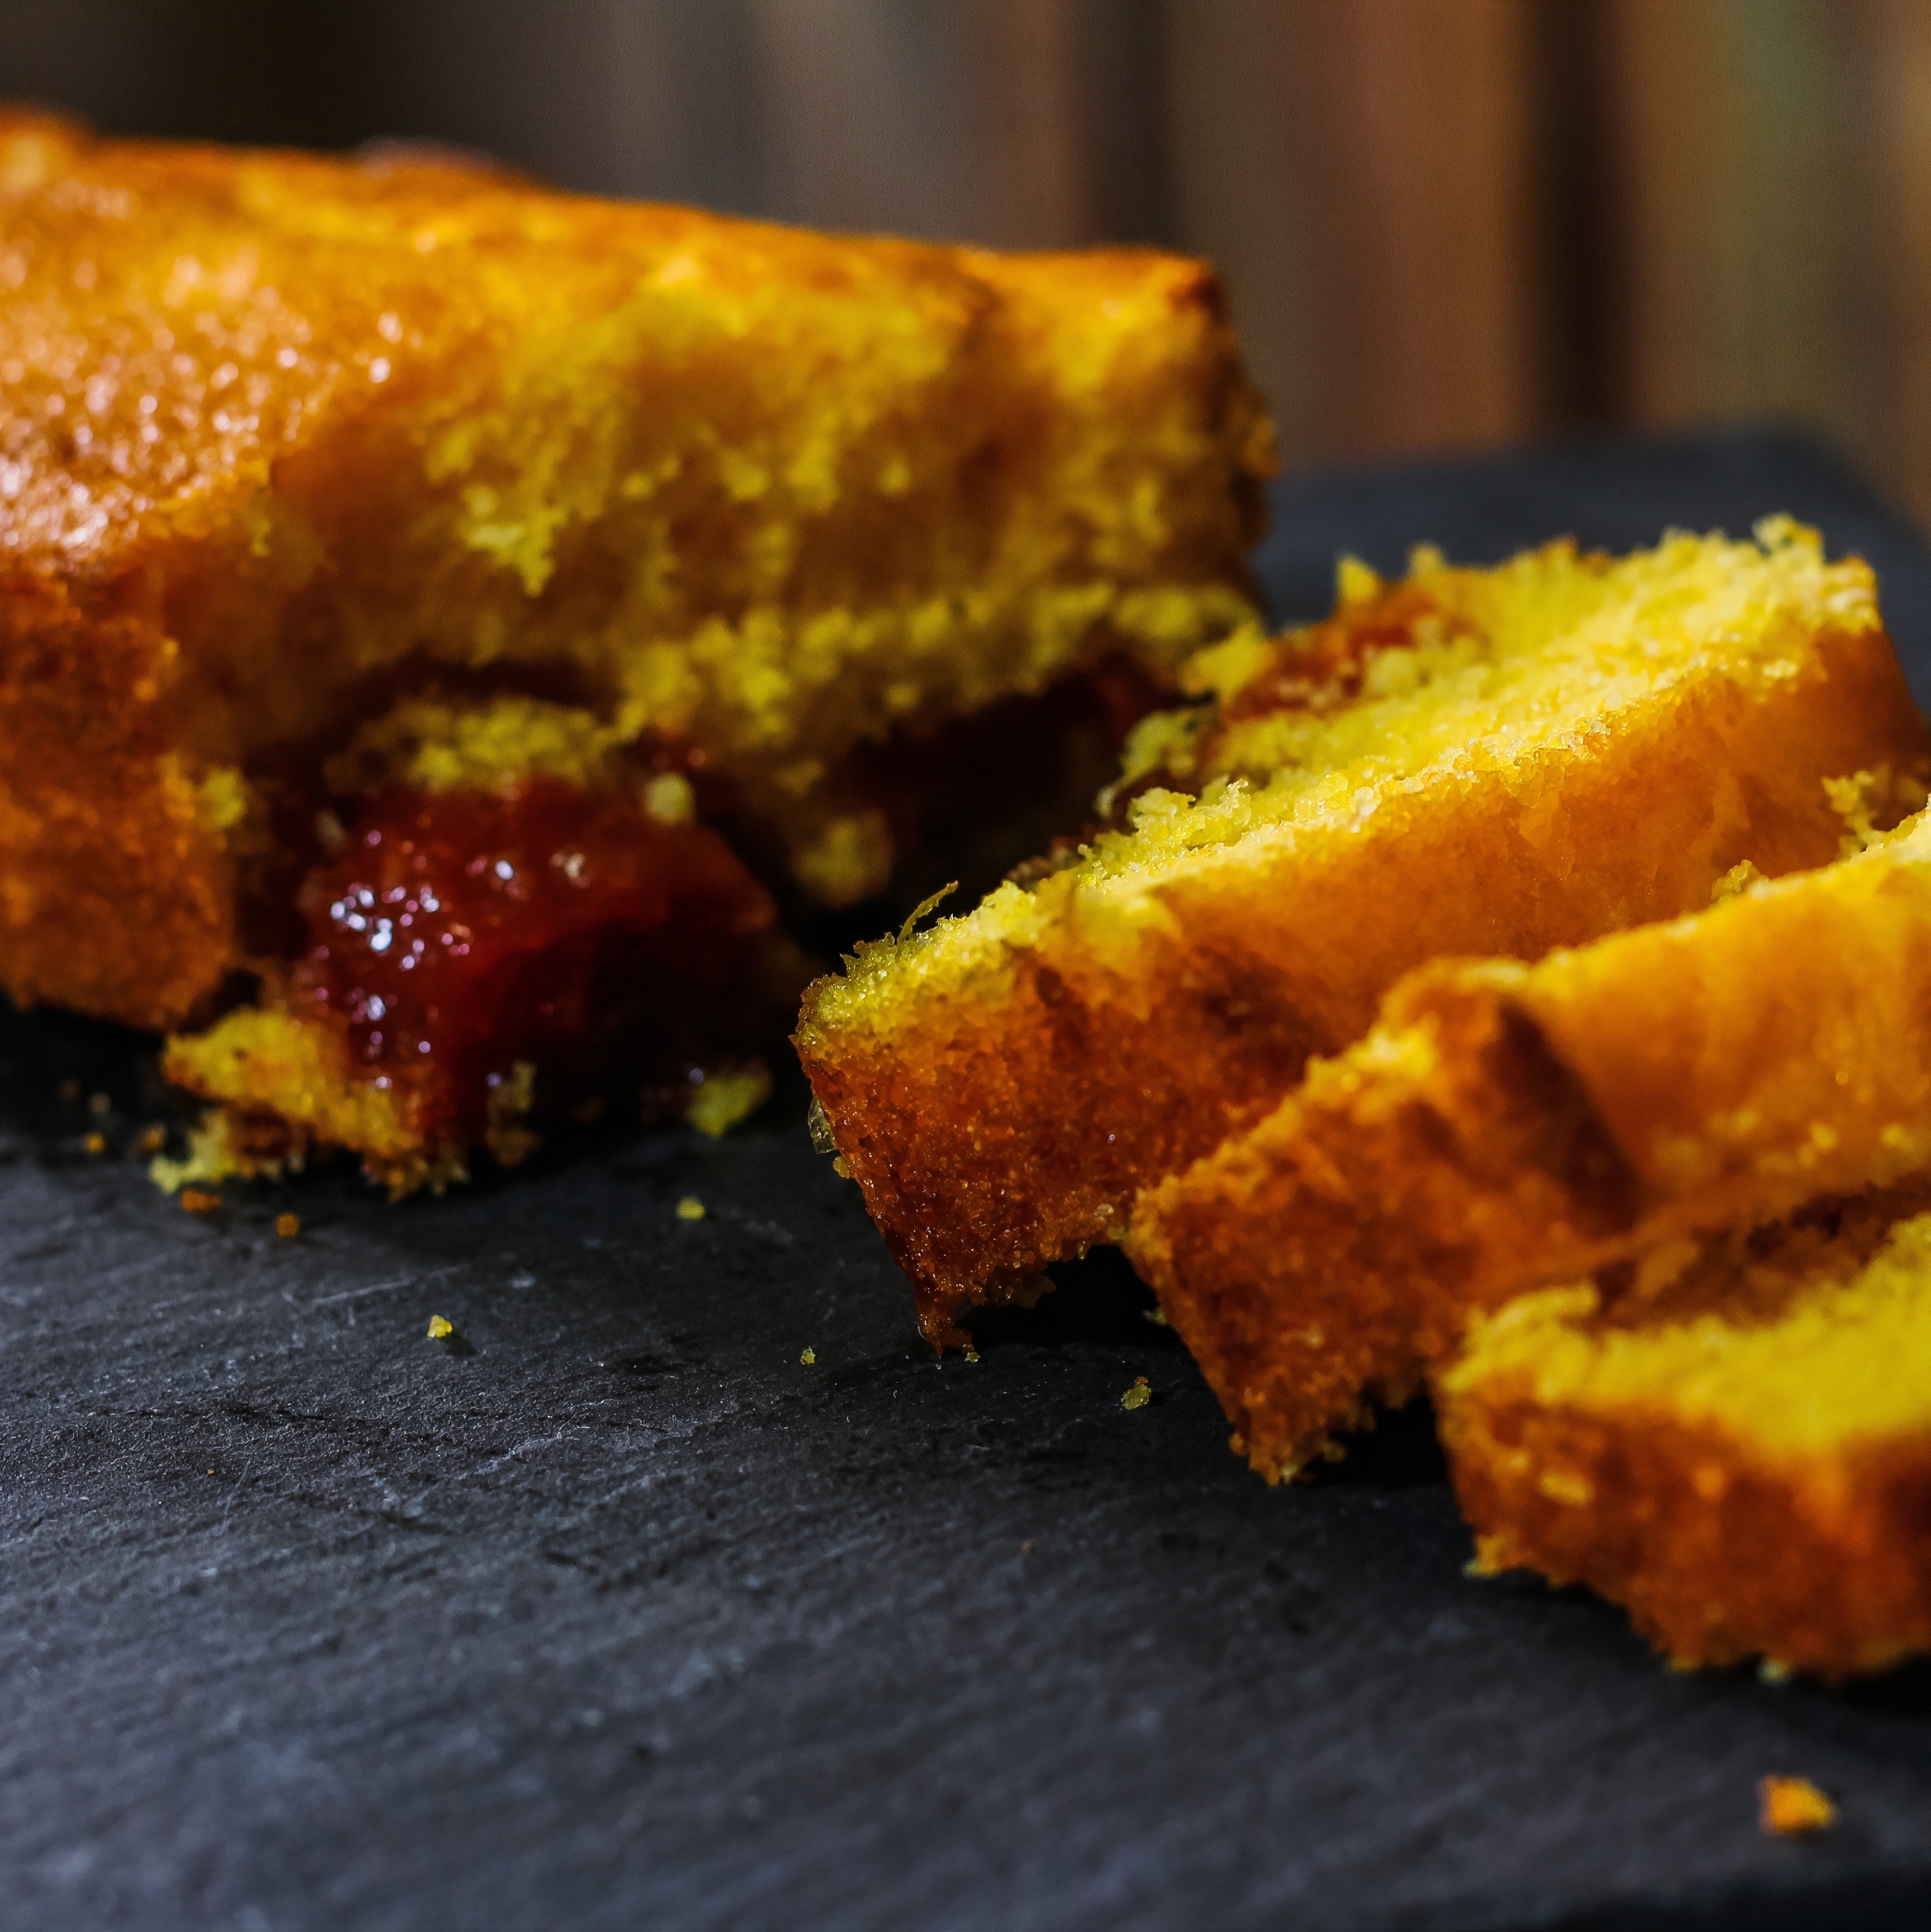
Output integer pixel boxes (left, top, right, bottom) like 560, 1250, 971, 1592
6, 429, 1931, 1932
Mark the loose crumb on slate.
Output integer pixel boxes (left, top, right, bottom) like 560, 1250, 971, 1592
276, 1213, 301, 1239
1759, 1776, 1835, 1835
676, 1196, 706, 1221
1123, 1376, 1152, 1411
426, 1315, 454, 1340
181, 1188, 221, 1214
135, 1125, 167, 1156
84, 1132, 105, 1156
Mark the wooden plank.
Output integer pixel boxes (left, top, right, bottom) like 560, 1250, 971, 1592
1164, 0, 1540, 467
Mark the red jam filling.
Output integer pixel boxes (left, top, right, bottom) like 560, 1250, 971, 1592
292, 778, 775, 1140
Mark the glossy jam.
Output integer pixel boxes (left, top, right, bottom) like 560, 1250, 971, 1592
293, 779, 775, 1138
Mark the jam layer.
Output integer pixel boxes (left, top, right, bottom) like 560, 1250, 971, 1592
292, 778, 777, 1146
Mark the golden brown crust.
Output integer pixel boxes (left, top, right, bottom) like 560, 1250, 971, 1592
0, 560, 236, 1025
1443, 1392, 1931, 1676
800, 554, 1931, 1341
1129, 805, 1931, 1479
1125, 983, 1645, 1475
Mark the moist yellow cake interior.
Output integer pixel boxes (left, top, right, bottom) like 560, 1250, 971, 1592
1447, 1207, 1931, 1459
812, 520, 1879, 1028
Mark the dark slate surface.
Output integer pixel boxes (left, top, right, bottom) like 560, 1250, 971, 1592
6, 430, 1931, 1932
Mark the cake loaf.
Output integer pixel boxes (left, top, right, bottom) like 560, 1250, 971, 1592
0, 112, 1272, 1191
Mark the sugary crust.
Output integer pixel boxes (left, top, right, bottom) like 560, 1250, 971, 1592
1440, 1343, 1931, 1677
1130, 806, 1931, 1478
801, 577, 1931, 1340
1125, 984, 1641, 1476
1444, 1393, 1931, 1675
0, 112, 1270, 1030
0, 115, 1267, 583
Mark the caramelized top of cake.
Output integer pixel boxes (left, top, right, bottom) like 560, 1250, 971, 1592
0, 112, 1266, 599
0, 112, 1269, 773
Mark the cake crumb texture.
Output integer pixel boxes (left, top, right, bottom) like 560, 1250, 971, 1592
1129, 801, 1931, 1480
800, 522, 1930, 1342
1438, 1197, 1931, 1677
0, 107, 1269, 1096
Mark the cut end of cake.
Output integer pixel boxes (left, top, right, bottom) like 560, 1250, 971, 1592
1438, 1196, 1931, 1677
0, 114, 1276, 1189
1128, 800, 1931, 1480
800, 519, 1931, 1335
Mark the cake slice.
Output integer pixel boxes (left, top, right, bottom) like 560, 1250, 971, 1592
1437, 1194, 1931, 1677
797, 522, 1930, 1340
0, 112, 1271, 1191
1128, 803, 1931, 1478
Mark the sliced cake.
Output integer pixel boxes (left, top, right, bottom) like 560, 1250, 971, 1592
798, 522, 1930, 1340
1438, 1195, 1931, 1677
1128, 804, 1931, 1478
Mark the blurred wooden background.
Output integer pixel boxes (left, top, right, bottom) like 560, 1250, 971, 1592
6, 0, 1930, 519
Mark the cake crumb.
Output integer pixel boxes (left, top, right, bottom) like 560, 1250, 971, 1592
799, 1346, 816, 1365
84, 1132, 105, 1156
135, 1125, 166, 1156
676, 1195, 706, 1221
1142, 1306, 1169, 1327
88, 1091, 110, 1115
1710, 858, 1765, 902
426, 1314, 454, 1340
275, 1213, 301, 1239
181, 1188, 221, 1214
686, 1064, 772, 1138
1760, 1775, 1836, 1836
1122, 1375, 1152, 1411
